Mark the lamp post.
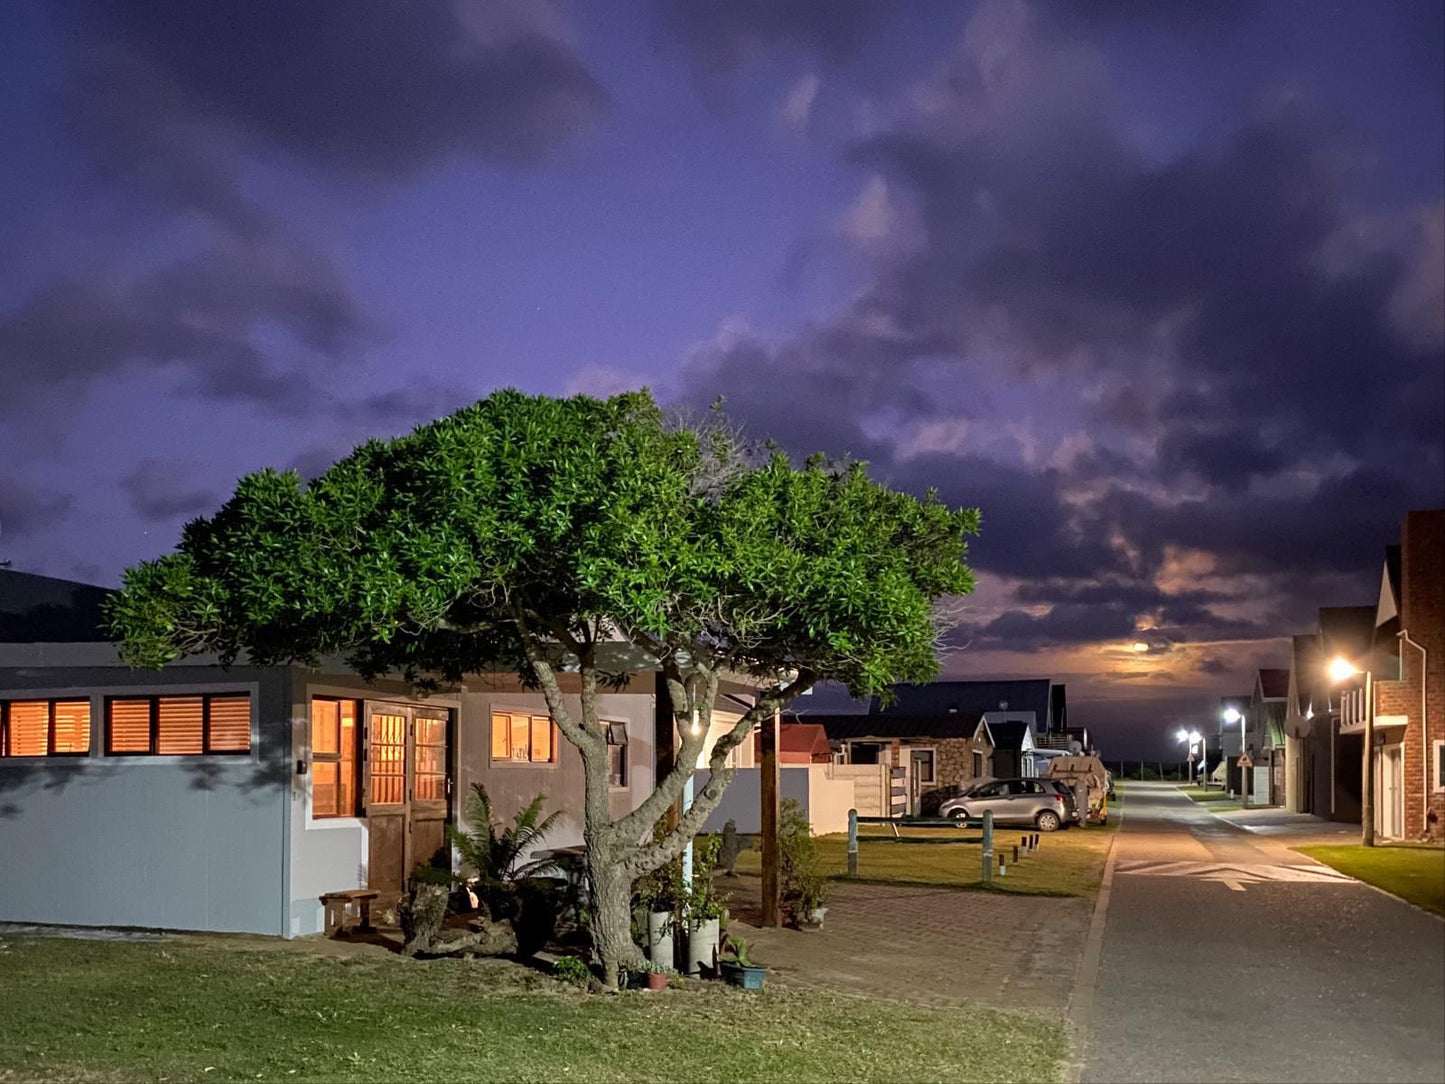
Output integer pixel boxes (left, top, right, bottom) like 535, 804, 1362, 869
1176, 728, 1204, 785
1222, 707, 1242, 798
1329, 657, 1374, 847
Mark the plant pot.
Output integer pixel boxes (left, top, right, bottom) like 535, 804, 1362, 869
720, 960, 768, 990
686, 918, 720, 976
805, 906, 828, 928
646, 971, 668, 992
647, 911, 674, 969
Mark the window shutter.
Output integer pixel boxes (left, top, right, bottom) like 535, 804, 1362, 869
7, 702, 48, 757
108, 699, 153, 753
157, 697, 205, 755
207, 696, 251, 752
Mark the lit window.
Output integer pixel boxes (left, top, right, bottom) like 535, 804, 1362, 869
311, 698, 359, 818
106, 694, 251, 755
0, 699, 91, 757
491, 712, 556, 764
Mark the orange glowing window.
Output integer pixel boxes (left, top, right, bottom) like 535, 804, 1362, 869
311, 698, 359, 818
0, 699, 91, 757
490, 711, 555, 764
106, 694, 251, 755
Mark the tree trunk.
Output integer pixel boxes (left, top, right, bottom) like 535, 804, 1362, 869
587, 838, 640, 988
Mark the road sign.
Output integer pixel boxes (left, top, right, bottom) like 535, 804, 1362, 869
1237, 750, 1253, 768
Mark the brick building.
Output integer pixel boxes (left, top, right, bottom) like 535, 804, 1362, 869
1369, 510, 1445, 841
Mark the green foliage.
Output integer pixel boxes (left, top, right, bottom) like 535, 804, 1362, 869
778, 799, 828, 922
723, 935, 757, 968
447, 784, 562, 918
105, 389, 979, 701
552, 955, 591, 987
682, 835, 727, 925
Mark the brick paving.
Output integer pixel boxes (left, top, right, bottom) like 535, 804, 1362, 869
723, 874, 1092, 1013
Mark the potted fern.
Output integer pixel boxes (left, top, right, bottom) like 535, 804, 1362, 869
719, 936, 768, 990
643, 959, 671, 992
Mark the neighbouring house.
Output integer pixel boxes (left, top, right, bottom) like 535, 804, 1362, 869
759, 721, 832, 764
0, 569, 772, 937
988, 720, 1037, 780
872, 679, 1067, 745
1361, 511, 1444, 841
806, 712, 996, 816
1247, 668, 1289, 805
1285, 605, 1376, 824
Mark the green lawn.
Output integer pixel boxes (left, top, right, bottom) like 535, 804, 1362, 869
736, 822, 1116, 898
1293, 843, 1445, 917
0, 935, 1065, 1083
1176, 785, 1243, 811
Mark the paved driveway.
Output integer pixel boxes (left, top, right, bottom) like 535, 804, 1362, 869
1081, 782, 1445, 1084
730, 876, 1092, 1012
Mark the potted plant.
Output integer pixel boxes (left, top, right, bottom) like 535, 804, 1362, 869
778, 799, 830, 928
643, 959, 670, 992
719, 936, 768, 990
683, 836, 725, 976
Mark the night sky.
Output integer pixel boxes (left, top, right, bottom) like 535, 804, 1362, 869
2, 1, 1442, 758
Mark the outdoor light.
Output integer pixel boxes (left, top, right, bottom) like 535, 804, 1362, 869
1222, 707, 1241, 724
1328, 656, 1360, 684
689, 708, 702, 737
1132, 641, 1150, 653
1188, 730, 1201, 744
1175, 727, 1188, 742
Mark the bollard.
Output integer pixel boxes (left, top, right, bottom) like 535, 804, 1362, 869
847, 809, 859, 877
998, 854, 1007, 877
1012, 844, 1019, 864
981, 810, 994, 883
1033, 832, 1041, 850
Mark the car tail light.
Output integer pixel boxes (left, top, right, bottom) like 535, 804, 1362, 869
1055, 794, 1064, 804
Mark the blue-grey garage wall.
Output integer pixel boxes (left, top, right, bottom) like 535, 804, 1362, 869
693, 767, 813, 834
0, 661, 290, 935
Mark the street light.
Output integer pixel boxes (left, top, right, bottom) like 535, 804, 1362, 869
1329, 654, 1374, 847
1177, 728, 1205, 785
1221, 707, 1242, 798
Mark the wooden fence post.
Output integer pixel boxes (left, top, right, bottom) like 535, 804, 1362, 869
847, 809, 858, 877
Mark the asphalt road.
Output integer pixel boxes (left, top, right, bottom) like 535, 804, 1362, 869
1080, 781, 1445, 1084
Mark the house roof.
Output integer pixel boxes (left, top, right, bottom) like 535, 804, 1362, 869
0, 569, 112, 643
775, 723, 831, 757
1257, 668, 1289, 700
872, 679, 1053, 722
988, 720, 1033, 751
812, 713, 985, 742
1290, 634, 1320, 715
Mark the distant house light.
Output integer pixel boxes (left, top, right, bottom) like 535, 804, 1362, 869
999, 701, 1008, 711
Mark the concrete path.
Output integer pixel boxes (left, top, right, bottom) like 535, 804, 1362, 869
1080, 781, 1445, 1084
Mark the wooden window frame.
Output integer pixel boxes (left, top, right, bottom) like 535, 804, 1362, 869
310, 697, 361, 819
606, 721, 628, 788
1434, 739, 1445, 794
490, 710, 557, 766
105, 693, 252, 756
0, 698, 92, 758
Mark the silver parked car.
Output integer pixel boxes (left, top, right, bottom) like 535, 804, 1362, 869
939, 777, 1077, 831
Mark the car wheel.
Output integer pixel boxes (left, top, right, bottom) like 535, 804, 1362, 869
949, 807, 970, 822
1036, 810, 1061, 832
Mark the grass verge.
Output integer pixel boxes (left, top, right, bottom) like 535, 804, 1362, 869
736, 822, 1116, 898
1293, 843, 1445, 917
1176, 785, 1243, 811
0, 935, 1065, 1083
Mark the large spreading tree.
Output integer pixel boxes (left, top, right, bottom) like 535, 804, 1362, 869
107, 390, 979, 986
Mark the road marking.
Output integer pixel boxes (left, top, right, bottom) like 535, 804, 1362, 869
1115, 859, 1355, 889
1066, 810, 1124, 1084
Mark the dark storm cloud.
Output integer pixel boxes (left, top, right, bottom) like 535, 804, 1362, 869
681, 0, 1442, 664
660, 0, 893, 72
67, 0, 607, 196
0, 476, 73, 542
0, 240, 368, 414
119, 460, 220, 523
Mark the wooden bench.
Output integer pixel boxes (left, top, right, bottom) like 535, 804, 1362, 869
320, 889, 379, 937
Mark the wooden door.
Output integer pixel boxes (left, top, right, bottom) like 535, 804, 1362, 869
364, 704, 452, 897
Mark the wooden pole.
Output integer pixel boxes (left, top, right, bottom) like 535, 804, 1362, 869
847, 809, 859, 876
760, 706, 781, 927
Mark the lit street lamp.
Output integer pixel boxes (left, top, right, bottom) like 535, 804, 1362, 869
1176, 727, 1205, 786
1329, 656, 1375, 847
1221, 707, 1243, 799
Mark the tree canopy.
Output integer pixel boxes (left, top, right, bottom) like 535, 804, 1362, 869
109, 389, 978, 699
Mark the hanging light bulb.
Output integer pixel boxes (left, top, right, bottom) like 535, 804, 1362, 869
689, 708, 702, 737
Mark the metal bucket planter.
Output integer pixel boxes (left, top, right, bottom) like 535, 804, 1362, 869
647, 911, 674, 969
685, 918, 719, 976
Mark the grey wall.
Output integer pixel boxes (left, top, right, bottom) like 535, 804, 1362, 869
457, 684, 657, 852
0, 661, 290, 935
693, 767, 812, 834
